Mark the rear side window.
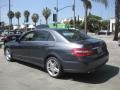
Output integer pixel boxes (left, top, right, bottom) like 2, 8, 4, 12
48, 34, 55, 41
57, 30, 90, 41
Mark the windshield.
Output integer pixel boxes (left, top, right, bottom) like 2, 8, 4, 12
57, 30, 91, 41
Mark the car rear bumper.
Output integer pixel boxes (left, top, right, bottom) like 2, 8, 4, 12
62, 54, 109, 73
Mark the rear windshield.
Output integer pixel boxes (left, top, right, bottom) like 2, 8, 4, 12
57, 30, 90, 41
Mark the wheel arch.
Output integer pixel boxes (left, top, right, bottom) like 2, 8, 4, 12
44, 53, 63, 69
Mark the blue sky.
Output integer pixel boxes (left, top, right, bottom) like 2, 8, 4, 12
0, 0, 115, 25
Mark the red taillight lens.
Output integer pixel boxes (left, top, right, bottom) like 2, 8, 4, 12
71, 48, 95, 57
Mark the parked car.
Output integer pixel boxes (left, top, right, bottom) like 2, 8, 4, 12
4, 29, 109, 78
1, 30, 9, 37
36, 24, 49, 29
97, 30, 111, 35
9, 30, 23, 35
2, 34, 21, 44
0, 29, 4, 34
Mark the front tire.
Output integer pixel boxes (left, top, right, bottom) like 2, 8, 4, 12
46, 57, 63, 78
4, 48, 13, 62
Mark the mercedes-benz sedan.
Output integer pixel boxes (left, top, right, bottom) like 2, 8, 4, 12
4, 29, 109, 78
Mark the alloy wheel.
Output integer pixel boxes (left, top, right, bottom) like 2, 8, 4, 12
46, 57, 61, 77
5, 48, 12, 61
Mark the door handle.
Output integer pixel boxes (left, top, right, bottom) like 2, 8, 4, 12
43, 44, 49, 46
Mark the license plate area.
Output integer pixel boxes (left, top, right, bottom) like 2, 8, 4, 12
97, 47, 103, 54
92, 47, 103, 55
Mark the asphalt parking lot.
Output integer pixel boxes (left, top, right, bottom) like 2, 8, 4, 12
0, 35, 120, 90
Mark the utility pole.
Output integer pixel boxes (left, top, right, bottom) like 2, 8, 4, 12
9, 0, 11, 31
0, 7, 1, 23
73, 0, 76, 29
56, 0, 58, 28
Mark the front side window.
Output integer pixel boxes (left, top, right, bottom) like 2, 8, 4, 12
21, 32, 35, 41
32, 31, 54, 41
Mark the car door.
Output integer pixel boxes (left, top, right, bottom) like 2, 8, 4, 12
13, 31, 35, 62
27, 30, 55, 67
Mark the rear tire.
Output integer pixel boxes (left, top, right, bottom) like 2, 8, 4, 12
4, 48, 14, 62
46, 57, 63, 78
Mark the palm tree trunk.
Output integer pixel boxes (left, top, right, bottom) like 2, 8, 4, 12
11, 19, 12, 26
18, 18, 20, 29
9, 19, 12, 30
18, 18, 20, 26
114, 0, 119, 41
84, 5, 88, 34
9, 18, 11, 31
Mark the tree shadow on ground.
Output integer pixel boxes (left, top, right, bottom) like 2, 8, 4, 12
16, 61, 119, 84
61, 64, 119, 84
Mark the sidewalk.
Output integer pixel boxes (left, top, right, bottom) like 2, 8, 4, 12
88, 33, 116, 43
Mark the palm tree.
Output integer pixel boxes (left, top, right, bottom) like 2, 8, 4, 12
81, 0, 108, 34
7, 10, 14, 26
114, 0, 120, 41
15, 11, 21, 26
24, 10, 30, 23
82, 0, 92, 33
42, 7, 51, 24
31, 13, 39, 26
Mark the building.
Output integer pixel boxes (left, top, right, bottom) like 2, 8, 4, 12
110, 18, 115, 32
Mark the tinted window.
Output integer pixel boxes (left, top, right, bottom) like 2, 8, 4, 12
32, 31, 50, 41
57, 30, 90, 41
36, 24, 49, 29
48, 34, 55, 41
21, 32, 35, 41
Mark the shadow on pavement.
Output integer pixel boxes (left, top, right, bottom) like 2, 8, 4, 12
16, 61, 119, 84
16, 60, 46, 72
0, 45, 2, 48
61, 64, 119, 84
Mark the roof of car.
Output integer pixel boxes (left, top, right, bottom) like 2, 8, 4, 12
35, 28, 77, 31
36, 24, 49, 29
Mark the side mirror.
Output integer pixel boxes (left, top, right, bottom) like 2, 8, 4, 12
16, 38, 20, 42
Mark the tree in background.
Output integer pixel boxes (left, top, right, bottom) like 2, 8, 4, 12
24, 10, 30, 23
87, 13, 102, 33
101, 20, 110, 30
15, 11, 21, 26
7, 10, 14, 26
76, 15, 82, 29
31, 13, 39, 26
24, 10, 30, 30
81, 0, 92, 33
81, 0, 108, 34
42, 7, 51, 24
114, 0, 120, 41
69, 18, 74, 28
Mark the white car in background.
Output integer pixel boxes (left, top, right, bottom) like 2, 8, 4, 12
97, 30, 111, 35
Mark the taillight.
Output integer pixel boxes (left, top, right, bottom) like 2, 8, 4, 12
71, 48, 95, 57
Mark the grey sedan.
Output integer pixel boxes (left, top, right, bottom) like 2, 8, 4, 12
4, 29, 109, 78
